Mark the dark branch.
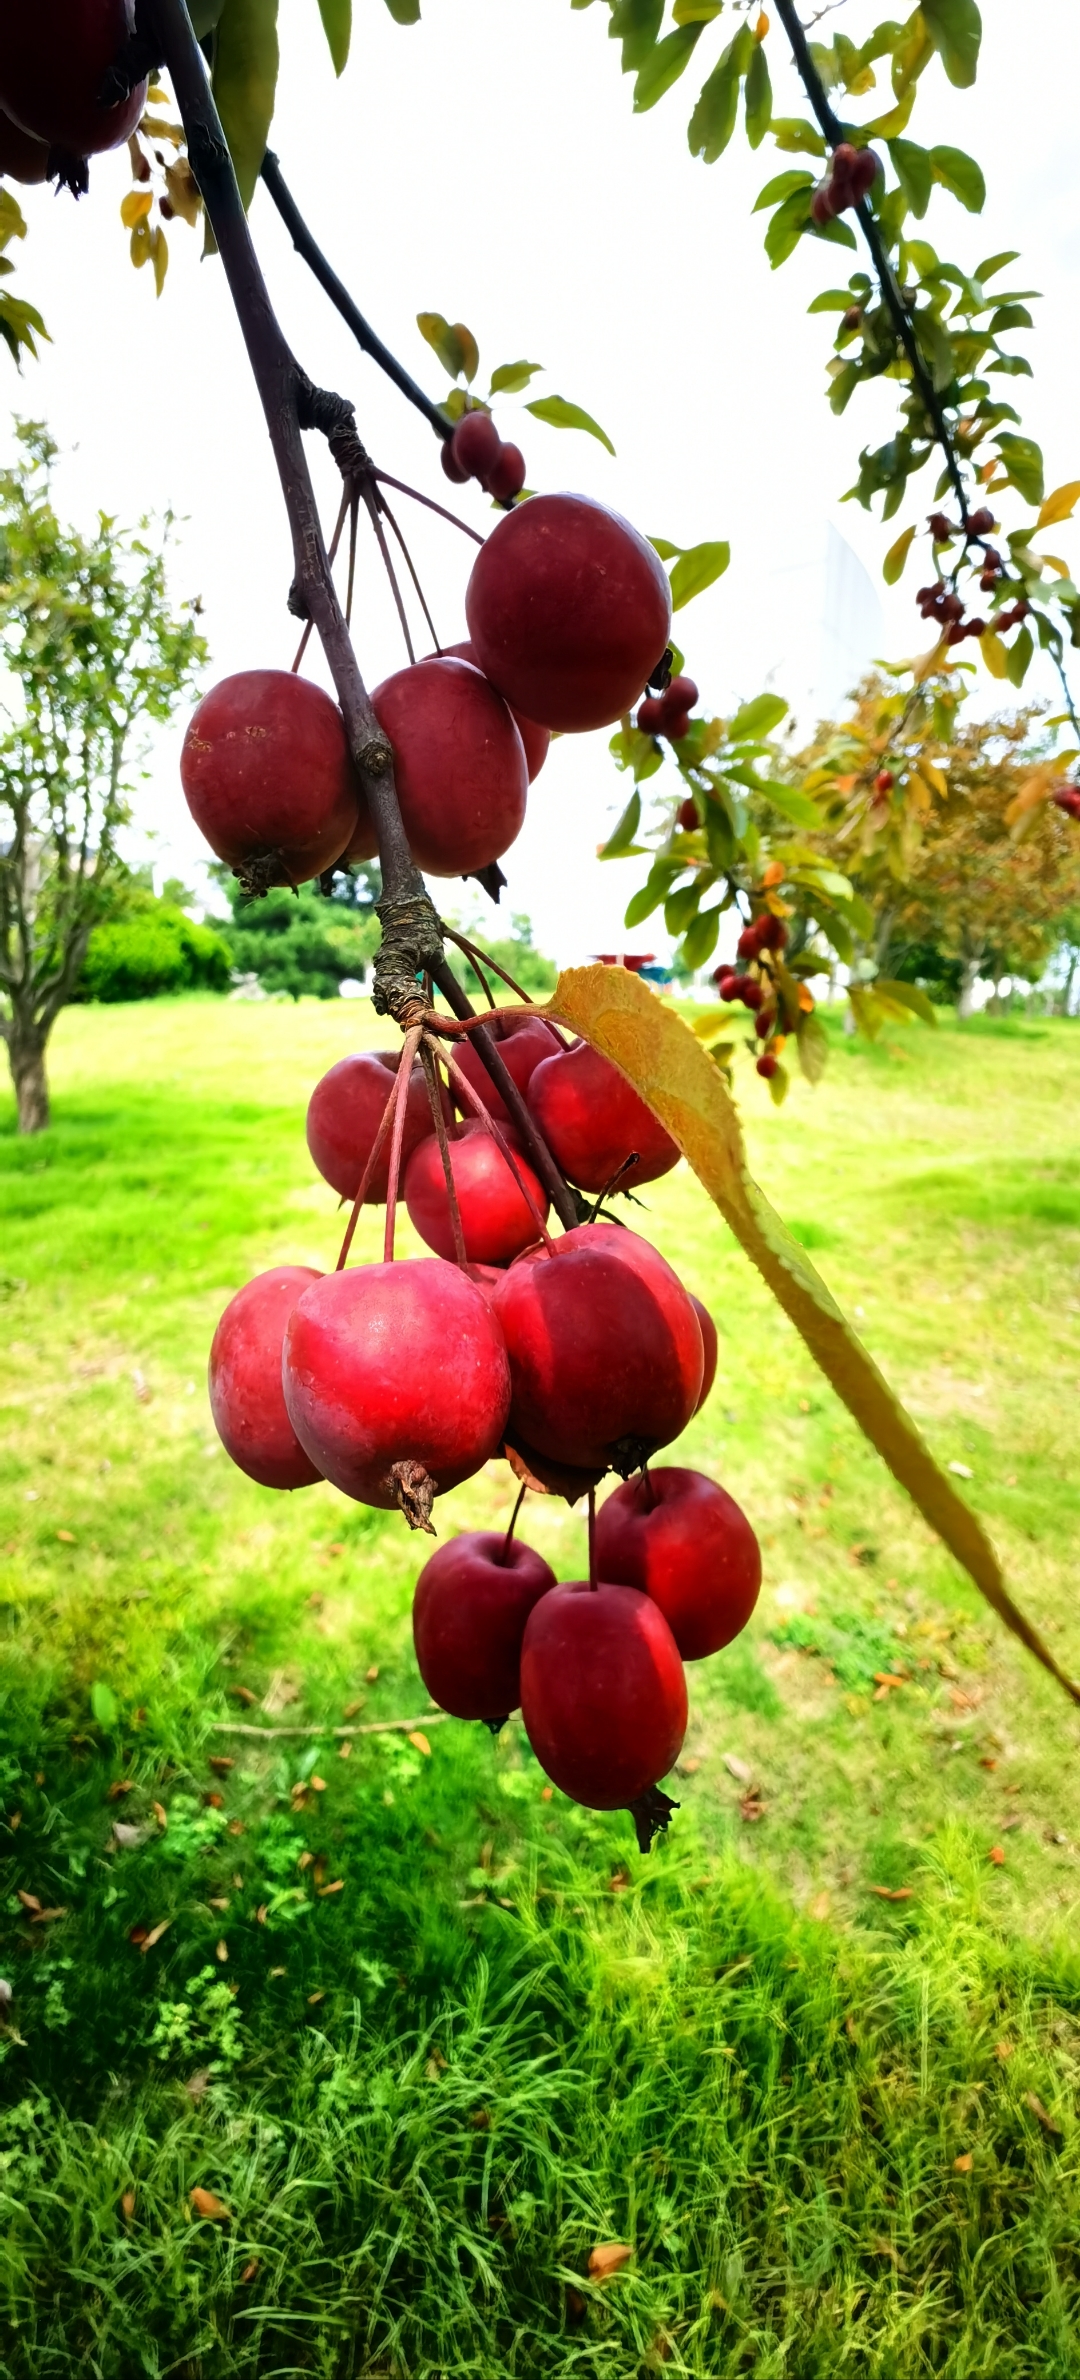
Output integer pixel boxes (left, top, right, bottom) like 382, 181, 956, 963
260, 151, 452, 444
772, 0, 970, 529
146, 0, 442, 1022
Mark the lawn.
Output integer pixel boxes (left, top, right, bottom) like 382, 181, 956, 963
2, 992, 1080, 2378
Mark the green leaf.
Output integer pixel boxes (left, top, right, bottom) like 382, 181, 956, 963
744, 39, 772, 148
753, 168, 814, 212
669, 539, 730, 610
987, 303, 1033, 335
673, 0, 723, 18
525, 394, 615, 455
0, 291, 47, 363
765, 186, 814, 268
488, 359, 543, 395
416, 313, 480, 382
682, 904, 722, 968
635, 23, 704, 109
610, 0, 664, 72
599, 790, 642, 858
91, 1680, 119, 1728
212, 0, 280, 215
921, 0, 982, 88
760, 781, 822, 830
317, 0, 351, 63
975, 249, 1019, 281
995, 431, 1044, 505
883, 523, 916, 583
888, 136, 932, 218
929, 144, 985, 210
688, 28, 752, 163
648, 536, 683, 561
807, 287, 860, 313
768, 117, 827, 156
796, 1010, 830, 1085
1005, 622, 1033, 687
730, 693, 789, 740
767, 1057, 790, 1106
382, 0, 420, 16
874, 977, 937, 1024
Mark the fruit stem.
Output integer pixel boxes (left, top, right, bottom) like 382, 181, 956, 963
428, 960, 580, 1232
500, 1480, 528, 1565
357, 475, 416, 663
291, 482, 350, 675
420, 1042, 469, 1270
431, 1033, 558, 1256
439, 926, 570, 1046
587, 1486, 598, 1591
373, 471, 485, 546
335, 1050, 415, 1270
154, 0, 444, 1023
640, 1464, 657, 1513
383, 1024, 424, 1262
376, 489, 442, 655
586, 1153, 640, 1223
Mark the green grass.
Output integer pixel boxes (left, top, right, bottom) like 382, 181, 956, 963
2, 995, 1080, 2376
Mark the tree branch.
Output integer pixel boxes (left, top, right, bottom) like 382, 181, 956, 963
146, 0, 443, 1021
771, 0, 971, 529
259, 152, 452, 446
430, 956, 580, 1231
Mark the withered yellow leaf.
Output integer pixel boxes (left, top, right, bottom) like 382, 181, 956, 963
539, 966, 1079, 1707
189, 2187, 231, 2220
589, 2242, 633, 2279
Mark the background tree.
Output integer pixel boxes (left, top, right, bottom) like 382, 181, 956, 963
76, 871, 231, 1004
0, 421, 205, 1131
211, 863, 382, 1001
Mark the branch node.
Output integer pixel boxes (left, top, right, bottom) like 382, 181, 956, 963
372, 888, 445, 1023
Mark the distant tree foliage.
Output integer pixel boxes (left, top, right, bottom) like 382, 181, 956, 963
213, 865, 382, 1000
78, 889, 231, 1003
448, 912, 557, 1002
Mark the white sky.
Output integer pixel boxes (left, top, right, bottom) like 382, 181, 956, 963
6, 0, 1079, 964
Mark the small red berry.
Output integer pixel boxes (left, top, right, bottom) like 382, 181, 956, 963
663, 710, 691, 743
663, 675, 698, 714
968, 506, 995, 536
755, 1008, 775, 1039
677, 797, 699, 831
874, 769, 894, 794
809, 181, 835, 226
637, 696, 664, 735
928, 513, 955, 542
1052, 786, 1080, 821
487, 442, 527, 503
756, 1053, 779, 1080
451, 410, 500, 482
736, 923, 762, 960
755, 914, 787, 953
440, 438, 470, 485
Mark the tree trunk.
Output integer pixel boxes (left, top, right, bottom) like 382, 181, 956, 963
956, 955, 981, 1019
7, 1024, 50, 1133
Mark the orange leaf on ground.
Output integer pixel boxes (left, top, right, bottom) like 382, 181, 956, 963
953, 2153, 973, 2173
988, 1845, 1006, 1866
137, 1918, 173, 1952
208, 1756, 234, 1775
240, 2259, 259, 2283
189, 2187, 231, 2220
317, 1878, 345, 1896
1024, 2092, 1061, 2134
408, 1731, 432, 1756
869, 1885, 913, 1901
107, 1780, 135, 1800
16, 1890, 41, 1913
120, 2188, 136, 2218
589, 2243, 633, 2280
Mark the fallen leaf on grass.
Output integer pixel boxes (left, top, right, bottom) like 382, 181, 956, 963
953, 2153, 973, 2173
947, 1461, 973, 1480
588, 2242, 633, 2280
338, 1740, 352, 1759
1024, 2091, 1061, 2135
120, 2188, 136, 2219
342, 1698, 365, 1719
240, 2259, 259, 2284
723, 1751, 752, 1784
152, 1802, 167, 1829
215, 1939, 228, 1962
262, 1671, 299, 1716
56, 1530, 75, 1544
190, 2187, 231, 2221
995, 2041, 1014, 2061
229, 1685, 258, 1707
185, 2069, 211, 2100
365, 1665, 380, 1684
135, 1918, 172, 1952
208, 1756, 234, 1776
255, 1904, 268, 1925
988, 1845, 1006, 1866
739, 1792, 767, 1822
407, 1731, 432, 1757
807, 1890, 832, 1921
307, 1990, 325, 2006
317, 1878, 344, 1897
112, 1822, 148, 1850
31, 1906, 67, 1923
16, 1890, 41, 1913
106, 1779, 136, 1801
869, 1885, 913, 1902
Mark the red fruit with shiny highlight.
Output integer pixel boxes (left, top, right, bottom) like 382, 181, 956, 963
520, 1582, 687, 1808
438, 642, 550, 780
450, 410, 500, 483
453, 1011, 563, 1122
282, 1260, 510, 1509
527, 1040, 678, 1193
0, 0, 147, 158
181, 671, 363, 888
371, 657, 527, 877
0, 109, 49, 181
413, 1530, 556, 1720
595, 1467, 761, 1660
306, 1049, 448, 1203
209, 1266, 323, 1491
690, 1296, 718, 1412
487, 443, 527, 503
637, 696, 665, 735
405, 1118, 549, 1265
492, 1223, 702, 1473
466, 493, 673, 733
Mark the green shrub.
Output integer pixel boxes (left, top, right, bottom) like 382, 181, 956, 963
78, 904, 231, 1003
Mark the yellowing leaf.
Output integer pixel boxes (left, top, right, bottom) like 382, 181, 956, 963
1004, 753, 1079, 830
915, 756, 947, 797
589, 2242, 633, 2278
407, 1729, 432, 1756
149, 224, 168, 298
980, 628, 1008, 679
164, 156, 202, 227
1038, 552, 1071, 577
1036, 480, 1080, 530
882, 523, 916, 584
539, 966, 1080, 1708
121, 189, 153, 228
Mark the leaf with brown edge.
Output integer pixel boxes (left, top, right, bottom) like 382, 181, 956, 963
535, 966, 1080, 1710
189, 2187, 231, 2220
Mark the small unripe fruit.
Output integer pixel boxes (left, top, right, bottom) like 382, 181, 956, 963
450, 410, 500, 482
875, 769, 894, 794
637, 696, 665, 735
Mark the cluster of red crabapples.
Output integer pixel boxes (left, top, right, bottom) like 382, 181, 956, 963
207, 1025, 761, 1848
439, 408, 527, 505
712, 912, 792, 1082
809, 142, 879, 226
179, 490, 675, 893
918, 510, 1031, 646
637, 674, 700, 746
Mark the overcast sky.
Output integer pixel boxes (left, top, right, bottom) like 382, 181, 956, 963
6, 0, 1079, 962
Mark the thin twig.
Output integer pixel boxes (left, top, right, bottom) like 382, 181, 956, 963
260, 151, 452, 442
377, 487, 442, 655
360, 477, 415, 663
421, 1038, 469, 1269
429, 957, 580, 1230
335, 1057, 403, 1270
291, 483, 350, 673
212, 1712, 452, 1740
431, 1029, 557, 1254
373, 471, 485, 548
384, 1022, 424, 1260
